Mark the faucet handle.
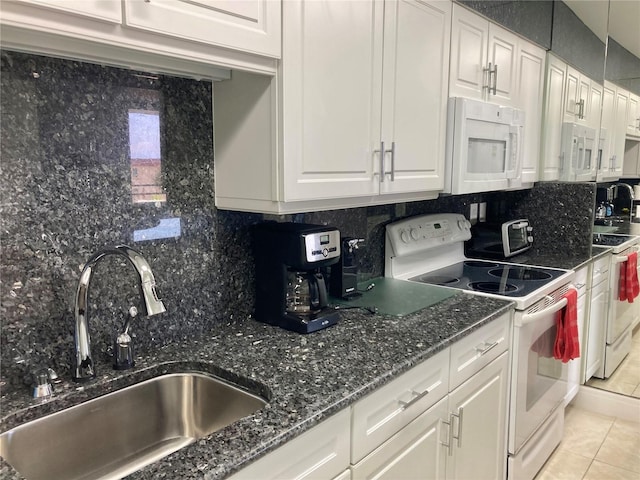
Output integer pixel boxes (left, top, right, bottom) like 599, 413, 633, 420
32, 368, 54, 399
113, 307, 137, 370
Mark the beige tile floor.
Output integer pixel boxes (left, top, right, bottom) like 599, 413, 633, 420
535, 405, 640, 479
586, 326, 640, 397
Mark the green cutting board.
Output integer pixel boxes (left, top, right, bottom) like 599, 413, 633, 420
331, 277, 457, 317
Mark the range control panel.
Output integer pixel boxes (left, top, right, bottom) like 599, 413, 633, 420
386, 213, 472, 258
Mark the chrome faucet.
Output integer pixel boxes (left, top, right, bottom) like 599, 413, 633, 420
607, 183, 635, 220
73, 245, 166, 381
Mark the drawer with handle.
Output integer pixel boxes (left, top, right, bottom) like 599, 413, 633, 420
449, 312, 511, 390
351, 346, 449, 464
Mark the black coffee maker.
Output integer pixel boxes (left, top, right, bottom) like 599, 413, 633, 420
252, 222, 341, 333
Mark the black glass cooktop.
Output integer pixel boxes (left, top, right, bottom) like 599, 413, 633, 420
409, 260, 566, 297
592, 233, 635, 247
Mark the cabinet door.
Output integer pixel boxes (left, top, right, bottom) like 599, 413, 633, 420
487, 23, 518, 107
540, 54, 567, 181
13, 0, 122, 23
611, 88, 629, 178
564, 65, 580, 122
446, 352, 509, 480
379, 0, 451, 195
124, 0, 281, 57
516, 41, 545, 184
351, 397, 448, 480
449, 4, 488, 100
627, 93, 640, 138
281, 0, 383, 202
589, 81, 603, 130
598, 83, 617, 181
586, 276, 609, 381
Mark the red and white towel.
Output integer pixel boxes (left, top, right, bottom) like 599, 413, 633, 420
554, 288, 580, 363
618, 251, 639, 303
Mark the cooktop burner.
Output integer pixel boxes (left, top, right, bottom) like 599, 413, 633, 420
469, 281, 519, 294
408, 259, 567, 298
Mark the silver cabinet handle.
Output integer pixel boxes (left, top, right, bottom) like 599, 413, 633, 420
374, 141, 385, 183
475, 340, 499, 356
441, 415, 455, 456
492, 64, 498, 95
386, 141, 396, 182
578, 99, 585, 119
398, 387, 429, 410
483, 62, 497, 95
451, 408, 464, 448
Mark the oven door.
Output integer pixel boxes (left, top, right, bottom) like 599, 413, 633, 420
509, 299, 569, 454
608, 248, 640, 344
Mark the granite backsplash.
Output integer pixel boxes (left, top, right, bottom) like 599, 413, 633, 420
0, 50, 595, 394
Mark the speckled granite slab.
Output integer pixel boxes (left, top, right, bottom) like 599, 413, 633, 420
1, 293, 513, 480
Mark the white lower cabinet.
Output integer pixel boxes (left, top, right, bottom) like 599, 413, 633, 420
445, 352, 510, 480
585, 254, 610, 382
229, 313, 511, 480
228, 409, 351, 480
351, 397, 449, 480
352, 313, 511, 480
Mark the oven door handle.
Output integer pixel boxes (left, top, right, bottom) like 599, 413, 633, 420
613, 247, 639, 264
516, 285, 576, 327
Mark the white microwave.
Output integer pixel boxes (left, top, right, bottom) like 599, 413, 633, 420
560, 122, 596, 181
444, 97, 525, 195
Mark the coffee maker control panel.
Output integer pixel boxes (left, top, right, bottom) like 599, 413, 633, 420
304, 230, 341, 263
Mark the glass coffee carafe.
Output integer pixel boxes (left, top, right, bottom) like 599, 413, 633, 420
285, 271, 328, 316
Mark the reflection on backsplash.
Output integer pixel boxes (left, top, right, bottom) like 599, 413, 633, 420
0, 50, 597, 394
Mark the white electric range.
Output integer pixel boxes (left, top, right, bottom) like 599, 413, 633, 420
385, 213, 576, 480
592, 233, 640, 378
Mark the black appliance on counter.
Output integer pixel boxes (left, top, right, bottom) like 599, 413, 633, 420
252, 222, 341, 333
330, 237, 365, 299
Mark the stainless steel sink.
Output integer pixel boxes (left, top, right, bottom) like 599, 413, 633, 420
0, 372, 267, 480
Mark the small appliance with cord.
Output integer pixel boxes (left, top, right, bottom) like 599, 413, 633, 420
252, 222, 341, 334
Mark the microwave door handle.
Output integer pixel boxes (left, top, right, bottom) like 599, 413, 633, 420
507, 125, 522, 180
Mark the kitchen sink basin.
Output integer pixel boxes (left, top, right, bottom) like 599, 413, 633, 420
0, 372, 267, 480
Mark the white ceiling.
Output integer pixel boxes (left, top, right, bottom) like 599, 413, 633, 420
608, 0, 640, 59
566, 0, 640, 59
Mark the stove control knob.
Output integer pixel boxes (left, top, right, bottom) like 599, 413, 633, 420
410, 228, 420, 240
458, 219, 471, 231
528, 235, 534, 243
400, 230, 410, 243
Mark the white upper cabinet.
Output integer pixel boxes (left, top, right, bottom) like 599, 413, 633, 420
450, 3, 543, 185
541, 53, 603, 182
598, 81, 628, 181
0, 0, 280, 76
214, 0, 452, 214
540, 54, 567, 181
12, 0, 122, 23
515, 41, 545, 185
280, 0, 383, 202
449, 4, 519, 107
284, 0, 451, 203
123, 0, 281, 58
564, 64, 601, 129
627, 92, 640, 139
378, 0, 452, 195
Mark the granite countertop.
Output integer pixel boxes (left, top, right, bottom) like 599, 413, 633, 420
0, 292, 513, 480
